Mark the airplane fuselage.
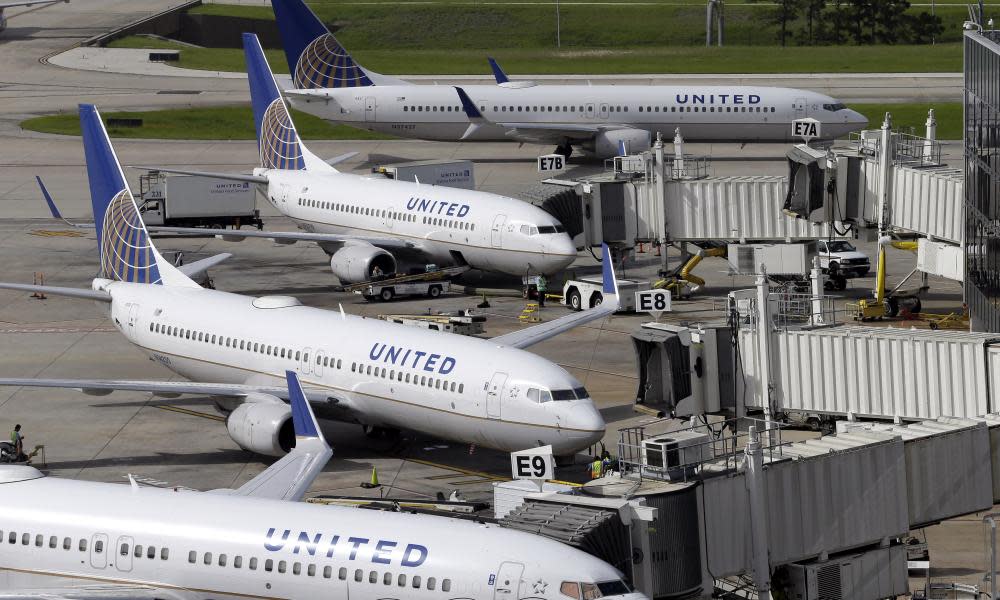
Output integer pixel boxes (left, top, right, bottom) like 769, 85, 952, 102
260, 169, 578, 277
100, 279, 605, 455
288, 85, 868, 151
0, 468, 640, 600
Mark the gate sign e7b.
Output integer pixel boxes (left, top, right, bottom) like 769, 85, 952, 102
511, 445, 554, 488
792, 118, 821, 143
537, 154, 566, 173
635, 289, 672, 319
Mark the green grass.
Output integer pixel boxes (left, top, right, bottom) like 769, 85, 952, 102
851, 102, 962, 139
106, 35, 962, 74
19, 106, 394, 141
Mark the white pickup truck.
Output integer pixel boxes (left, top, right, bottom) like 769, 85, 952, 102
818, 240, 871, 278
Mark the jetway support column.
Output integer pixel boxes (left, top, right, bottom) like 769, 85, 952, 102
744, 425, 772, 598
755, 271, 776, 431
810, 256, 825, 326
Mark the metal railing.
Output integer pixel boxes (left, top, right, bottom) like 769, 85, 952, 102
616, 416, 789, 484
848, 130, 942, 167
665, 154, 711, 180
719, 289, 839, 332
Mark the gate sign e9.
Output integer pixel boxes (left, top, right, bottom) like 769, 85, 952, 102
511, 445, 554, 483
792, 118, 821, 143
537, 154, 566, 173
635, 289, 671, 318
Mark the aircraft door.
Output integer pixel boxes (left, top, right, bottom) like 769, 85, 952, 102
486, 372, 508, 419
585, 103, 596, 119
793, 97, 807, 118
493, 561, 524, 600
90, 533, 109, 569
491, 214, 506, 248
315, 350, 326, 376
599, 103, 610, 119
364, 97, 376, 122
115, 536, 133, 572
126, 303, 139, 335
301, 347, 313, 375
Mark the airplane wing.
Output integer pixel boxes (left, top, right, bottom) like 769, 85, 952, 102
0, 0, 66, 8
228, 371, 333, 501
489, 244, 620, 350
0, 585, 173, 600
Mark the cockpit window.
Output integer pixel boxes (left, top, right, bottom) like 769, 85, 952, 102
551, 389, 577, 401
597, 580, 631, 596
823, 102, 847, 112
561, 582, 581, 600
520, 225, 540, 236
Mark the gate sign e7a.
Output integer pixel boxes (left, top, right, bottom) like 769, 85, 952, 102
537, 154, 566, 173
792, 118, 821, 143
510, 445, 554, 488
635, 289, 672, 319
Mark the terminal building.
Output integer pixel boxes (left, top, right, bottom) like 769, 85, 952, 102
965, 26, 1000, 332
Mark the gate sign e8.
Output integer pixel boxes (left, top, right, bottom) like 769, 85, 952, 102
511, 445, 554, 485
792, 118, 821, 143
635, 289, 672, 319
537, 154, 565, 173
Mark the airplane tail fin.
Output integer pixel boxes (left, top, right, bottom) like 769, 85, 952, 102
79, 104, 196, 287
243, 32, 331, 173
487, 57, 509, 84
272, 0, 376, 90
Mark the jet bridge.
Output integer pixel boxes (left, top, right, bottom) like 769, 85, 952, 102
500, 414, 1000, 600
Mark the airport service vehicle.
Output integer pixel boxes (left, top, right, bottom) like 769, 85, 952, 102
0, 102, 620, 459
817, 240, 871, 278
138, 172, 263, 229
0, 371, 645, 600
563, 277, 650, 312
356, 279, 449, 302
374, 159, 475, 190
139, 35, 576, 285
0, 0, 65, 33
270, 0, 867, 158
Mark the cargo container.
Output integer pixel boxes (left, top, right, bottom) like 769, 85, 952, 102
373, 160, 475, 190
139, 172, 261, 229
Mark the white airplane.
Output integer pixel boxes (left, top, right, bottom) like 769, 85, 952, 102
270, 0, 868, 158
0, 370, 646, 600
0, 0, 66, 33
0, 101, 619, 459
135, 33, 577, 285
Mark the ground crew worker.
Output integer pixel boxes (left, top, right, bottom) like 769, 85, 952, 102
10, 424, 25, 462
601, 450, 614, 476
589, 456, 603, 479
536, 274, 547, 307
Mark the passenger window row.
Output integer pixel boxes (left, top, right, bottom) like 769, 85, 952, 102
2, 530, 168, 561
148, 322, 344, 372
296, 198, 417, 224
402, 105, 461, 113
422, 215, 473, 231
648, 105, 777, 114
351, 361, 464, 394
401, 103, 777, 115
184, 550, 451, 592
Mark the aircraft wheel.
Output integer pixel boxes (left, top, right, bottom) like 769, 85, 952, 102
568, 289, 582, 311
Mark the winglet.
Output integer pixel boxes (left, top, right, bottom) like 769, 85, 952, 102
286, 370, 323, 442
455, 86, 483, 119
617, 140, 628, 157
601, 243, 619, 298
36, 176, 61, 219
487, 57, 509, 84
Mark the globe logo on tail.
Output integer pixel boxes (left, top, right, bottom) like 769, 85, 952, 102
294, 33, 373, 89
100, 189, 161, 284
260, 99, 306, 171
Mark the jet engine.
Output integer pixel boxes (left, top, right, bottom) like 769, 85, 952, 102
591, 129, 652, 158
226, 395, 294, 457
329, 243, 397, 284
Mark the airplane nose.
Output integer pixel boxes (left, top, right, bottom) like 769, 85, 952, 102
846, 109, 868, 128
544, 234, 577, 270
569, 402, 605, 443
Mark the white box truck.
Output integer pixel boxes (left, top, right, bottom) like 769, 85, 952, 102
373, 160, 475, 190
139, 172, 262, 228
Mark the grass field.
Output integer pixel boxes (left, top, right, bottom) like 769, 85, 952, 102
102, 0, 975, 75
20, 103, 963, 141
109, 36, 963, 75
19, 107, 394, 141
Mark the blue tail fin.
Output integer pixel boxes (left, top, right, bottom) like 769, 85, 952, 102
487, 57, 509, 84
272, 0, 373, 90
244, 33, 308, 171
79, 105, 195, 287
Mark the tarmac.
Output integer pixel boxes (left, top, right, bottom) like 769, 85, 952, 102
0, 0, 989, 595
